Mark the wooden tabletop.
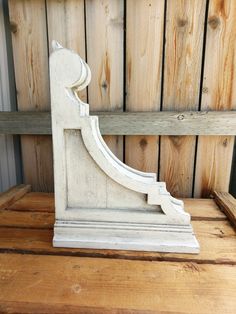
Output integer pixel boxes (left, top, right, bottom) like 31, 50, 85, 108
0, 185, 236, 313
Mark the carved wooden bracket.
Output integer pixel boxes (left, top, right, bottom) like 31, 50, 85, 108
50, 41, 199, 253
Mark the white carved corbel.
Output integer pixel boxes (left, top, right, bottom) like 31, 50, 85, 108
50, 41, 199, 253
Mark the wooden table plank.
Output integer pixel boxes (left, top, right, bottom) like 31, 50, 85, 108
7, 193, 226, 220
0, 185, 31, 210
0, 220, 235, 264
0, 199, 227, 229
8, 192, 55, 212
0, 253, 235, 313
0, 210, 54, 229
214, 191, 236, 230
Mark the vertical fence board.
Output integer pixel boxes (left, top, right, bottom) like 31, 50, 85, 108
194, 0, 236, 197
85, 0, 124, 160
5, 0, 236, 197
46, 0, 86, 103
8, 0, 53, 192
160, 0, 206, 197
0, 0, 18, 192
125, 0, 164, 173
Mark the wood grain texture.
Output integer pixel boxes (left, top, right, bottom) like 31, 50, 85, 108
0, 195, 227, 229
0, 110, 236, 135
0, 191, 232, 263
8, 0, 53, 192
0, 253, 236, 313
0, 205, 225, 230
46, 0, 87, 102
85, 0, 124, 160
7, 192, 226, 219
194, 0, 236, 197
160, 0, 206, 197
214, 191, 236, 230
125, 0, 164, 172
0, 184, 31, 210
1, 191, 235, 312
8, 192, 55, 212
1, 220, 235, 263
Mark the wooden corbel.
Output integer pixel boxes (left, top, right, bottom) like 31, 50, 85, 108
50, 41, 199, 253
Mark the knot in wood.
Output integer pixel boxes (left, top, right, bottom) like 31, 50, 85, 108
223, 138, 228, 147
177, 114, 184, 121
177, 18, 188, 27
101, 81, 108, 89
139, 138, 148, 149
10, 22, 17, 34
208, 16, 220, 29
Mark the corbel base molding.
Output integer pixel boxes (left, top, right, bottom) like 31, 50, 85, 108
54, 219, 199, 253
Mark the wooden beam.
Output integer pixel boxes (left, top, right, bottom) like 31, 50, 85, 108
0, 184, 31, 210
0, 253, 236, 314
213, 191, 236, 231
0, 111, 235, 135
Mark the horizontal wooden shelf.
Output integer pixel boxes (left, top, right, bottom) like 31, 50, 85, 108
0, 110, 235, 135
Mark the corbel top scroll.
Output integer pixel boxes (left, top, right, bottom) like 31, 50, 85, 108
50, 40, 91, 92
50, 40, 91, 116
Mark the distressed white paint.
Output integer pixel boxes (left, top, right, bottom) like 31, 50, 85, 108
50, 42, 199, 253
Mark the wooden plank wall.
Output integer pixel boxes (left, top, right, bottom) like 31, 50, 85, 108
6, 0, 236, 197
0, 0, 18, 192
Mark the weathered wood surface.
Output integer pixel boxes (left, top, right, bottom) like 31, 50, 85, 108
5, 0, 236, 197
125, 0, 164, 173
0, 184, 31, 210
7, 192, 226, 220
0, 192, 234, 264
194, 0, 236, 197
8, 192, 55, 212
0, 191, 236, 313
8, 0, 53, 192
0, 253, 236, 314
160, 0, 206, 197
214, 191, 236, 231
1, 219, 235, 264
0, 199, 226, 230
1, 111, 235, 135
86, 0, 124, 160
46, 0, 87, 103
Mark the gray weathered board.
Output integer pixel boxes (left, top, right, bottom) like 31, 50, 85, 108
0, 110, 235, 135
50, 42, 199, 253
